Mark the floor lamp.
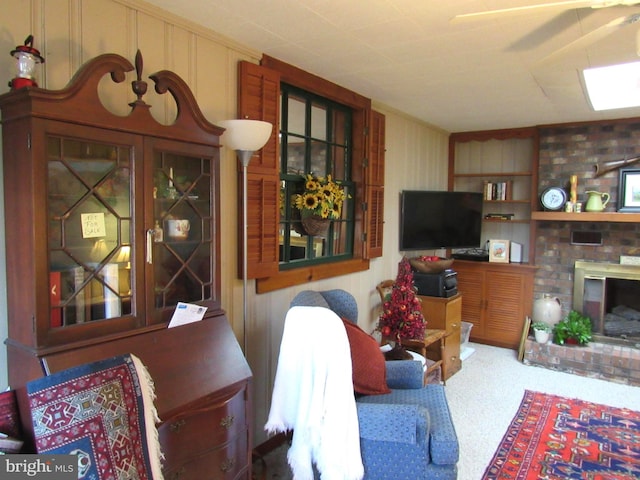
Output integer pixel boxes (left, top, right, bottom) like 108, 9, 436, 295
218, 119, 272, 352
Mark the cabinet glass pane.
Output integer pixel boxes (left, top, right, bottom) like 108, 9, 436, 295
153, 152, 212, 310
48, 137, 133, 327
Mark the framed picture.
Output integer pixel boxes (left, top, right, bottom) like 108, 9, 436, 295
489, 239, 510, 263
618, 168, 640, 212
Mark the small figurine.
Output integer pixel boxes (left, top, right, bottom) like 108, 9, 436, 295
9, 35, 45, 90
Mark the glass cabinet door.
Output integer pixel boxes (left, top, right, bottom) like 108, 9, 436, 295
150, 141, 215, 317
48, 135, 133, 327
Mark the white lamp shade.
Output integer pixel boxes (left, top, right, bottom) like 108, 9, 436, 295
218, 119, 272, 151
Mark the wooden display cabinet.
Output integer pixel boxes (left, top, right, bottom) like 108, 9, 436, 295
418, 294, 462, 381
0, 52, 253, 479
454, 260, 536, 349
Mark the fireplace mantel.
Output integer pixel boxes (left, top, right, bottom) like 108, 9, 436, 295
531, 212, 640, 223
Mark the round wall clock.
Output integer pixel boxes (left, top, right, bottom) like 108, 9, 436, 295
541, 187, 567, 211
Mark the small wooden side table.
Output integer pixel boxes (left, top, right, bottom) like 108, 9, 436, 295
384, 329, 447, 384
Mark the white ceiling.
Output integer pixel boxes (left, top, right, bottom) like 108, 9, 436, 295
143, 0, 640, 133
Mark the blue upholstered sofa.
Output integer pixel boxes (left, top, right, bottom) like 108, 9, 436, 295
290, 289, 459, 480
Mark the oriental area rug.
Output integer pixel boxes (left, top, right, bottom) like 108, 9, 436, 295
482, 390, 640, 480
27, 354, 163, 480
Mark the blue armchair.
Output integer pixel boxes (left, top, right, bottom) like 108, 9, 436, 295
290, 289, 459, 480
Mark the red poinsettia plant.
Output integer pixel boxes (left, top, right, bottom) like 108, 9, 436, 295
377, 257, 426, 342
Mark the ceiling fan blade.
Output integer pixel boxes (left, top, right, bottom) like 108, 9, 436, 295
451, 0, 596, 23
535, 14, 637, 64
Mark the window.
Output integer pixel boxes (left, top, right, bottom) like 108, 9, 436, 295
279, 84, 354, 268
238, 57, 384, 292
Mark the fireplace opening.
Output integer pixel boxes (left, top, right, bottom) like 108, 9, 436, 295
574, 261, 640, 346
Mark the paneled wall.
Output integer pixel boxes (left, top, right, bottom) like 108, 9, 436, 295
0, 0, 450, 445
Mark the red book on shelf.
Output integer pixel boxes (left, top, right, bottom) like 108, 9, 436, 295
50, 271, 62, 327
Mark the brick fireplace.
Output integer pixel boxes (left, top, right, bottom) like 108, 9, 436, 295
525, 119, 640, 385
535, 119, 640, 316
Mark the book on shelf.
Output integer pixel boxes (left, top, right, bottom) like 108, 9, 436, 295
483, 180, 513, 201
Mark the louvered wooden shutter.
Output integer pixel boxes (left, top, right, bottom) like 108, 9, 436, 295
365, 110, 385, 258
238, 61, 280, 279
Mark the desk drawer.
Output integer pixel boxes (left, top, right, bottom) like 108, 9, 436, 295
162, 432, 249, 480
159, 388, 246, 465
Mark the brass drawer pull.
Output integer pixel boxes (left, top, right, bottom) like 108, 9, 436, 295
170, 419, 186, 433
220, 458, 235, 472
220, 415, 234, 429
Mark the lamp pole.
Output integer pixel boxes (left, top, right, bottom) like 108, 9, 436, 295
217, 120, 272, 353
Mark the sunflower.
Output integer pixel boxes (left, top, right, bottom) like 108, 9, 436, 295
294, 173, 349, 220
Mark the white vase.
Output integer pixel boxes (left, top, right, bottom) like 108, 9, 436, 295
534, 329, 550, 344
532, 294, 562, 329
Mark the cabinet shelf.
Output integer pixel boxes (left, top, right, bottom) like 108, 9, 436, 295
483, 218, 529, 224
531, 211, 640, 223
484, 199, 530, 204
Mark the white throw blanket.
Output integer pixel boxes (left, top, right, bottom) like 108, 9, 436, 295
265, 306, 364, 480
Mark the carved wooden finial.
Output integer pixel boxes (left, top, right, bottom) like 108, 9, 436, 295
130, 50, 148, 107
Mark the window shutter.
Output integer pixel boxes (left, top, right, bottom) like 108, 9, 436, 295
365, 110, 385, 258
238, 61, 280, 279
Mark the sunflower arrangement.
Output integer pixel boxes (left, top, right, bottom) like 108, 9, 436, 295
294, 173, 347, 220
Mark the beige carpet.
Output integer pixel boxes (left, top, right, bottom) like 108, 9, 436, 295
254, 342, 639, 479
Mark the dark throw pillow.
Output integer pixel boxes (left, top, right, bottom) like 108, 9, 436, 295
341, 319, 391, 395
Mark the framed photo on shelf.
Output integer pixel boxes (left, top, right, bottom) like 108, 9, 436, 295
489, 239, 510, 263
618, 168, 640, 212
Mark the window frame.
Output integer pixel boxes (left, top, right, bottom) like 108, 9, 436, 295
238, 56, 383, 293
279, 83, 355, 268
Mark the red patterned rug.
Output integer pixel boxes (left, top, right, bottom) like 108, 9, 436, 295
27, 354, 163, 480
482, 390, 640, 479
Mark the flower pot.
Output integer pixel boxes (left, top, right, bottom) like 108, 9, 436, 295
301, 213, 330, 237
534, 329, 550, 344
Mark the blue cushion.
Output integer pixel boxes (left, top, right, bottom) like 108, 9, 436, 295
357, 385, 459, 466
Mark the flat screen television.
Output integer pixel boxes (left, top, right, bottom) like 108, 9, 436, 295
400, 190, 483, 250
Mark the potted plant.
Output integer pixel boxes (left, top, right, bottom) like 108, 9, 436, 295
293, 173, 348, 236
531, 321, 552, 344
552, 310, 592, 345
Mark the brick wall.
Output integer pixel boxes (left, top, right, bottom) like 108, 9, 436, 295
534, 119, 640, 316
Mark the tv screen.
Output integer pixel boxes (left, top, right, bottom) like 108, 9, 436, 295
400, 190, 483, 250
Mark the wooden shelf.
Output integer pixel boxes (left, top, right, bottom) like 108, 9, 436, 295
483, 218, 529, 224
531, 211, 640, 223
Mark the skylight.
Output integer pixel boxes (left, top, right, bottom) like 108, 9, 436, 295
583, 61, 640, 111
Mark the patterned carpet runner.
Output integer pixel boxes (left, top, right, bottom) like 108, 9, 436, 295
482, 390, 640, 479
27, 354, 163, 480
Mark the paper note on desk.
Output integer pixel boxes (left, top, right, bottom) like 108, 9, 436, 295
168, 302, 207, 328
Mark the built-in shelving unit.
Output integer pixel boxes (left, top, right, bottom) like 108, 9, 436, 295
448, 127, 538, 264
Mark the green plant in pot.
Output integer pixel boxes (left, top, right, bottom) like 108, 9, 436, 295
552, 310, 592, 345
531, 321, 552, 344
